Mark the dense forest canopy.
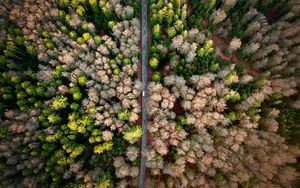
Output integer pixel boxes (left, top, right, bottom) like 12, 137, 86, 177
0, 0, 299, 187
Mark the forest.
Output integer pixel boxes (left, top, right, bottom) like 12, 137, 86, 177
0, 0, 299, 187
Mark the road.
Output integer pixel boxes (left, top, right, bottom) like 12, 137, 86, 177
139, 0, 149, 187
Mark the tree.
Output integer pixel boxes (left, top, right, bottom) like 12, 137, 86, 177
150, 57, 159, 70
153, 24, 161, 39
152, 71, 162, 83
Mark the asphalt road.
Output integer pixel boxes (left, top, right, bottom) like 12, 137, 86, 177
138, 0, 149, 187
